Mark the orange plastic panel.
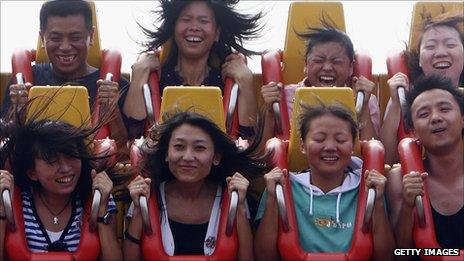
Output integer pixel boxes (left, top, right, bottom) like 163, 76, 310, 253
160, 87, 226, 132
27, 85, 91, 127
283, 2, 345, 84
409, 1, 463, 50
287, 87, 358, 172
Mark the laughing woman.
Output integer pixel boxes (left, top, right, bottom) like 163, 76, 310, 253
381, 13, 463, 164
123, 0, 263, 139
0, 113, 121, 259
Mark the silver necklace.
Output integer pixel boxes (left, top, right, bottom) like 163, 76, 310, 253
37, 192, 72, 225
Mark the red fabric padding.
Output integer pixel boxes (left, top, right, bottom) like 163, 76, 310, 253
222, 77, 239, 138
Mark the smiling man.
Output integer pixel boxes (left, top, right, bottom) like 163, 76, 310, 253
2, 0, 128, 144
387, 74, 464, 250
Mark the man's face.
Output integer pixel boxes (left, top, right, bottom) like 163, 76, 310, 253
411, 89, 463, 154
40, 14, 94, 79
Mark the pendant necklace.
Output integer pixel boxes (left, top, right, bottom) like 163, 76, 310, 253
37, 192, 72, 225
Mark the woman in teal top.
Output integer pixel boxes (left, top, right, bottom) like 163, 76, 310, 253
254, 103, 395, 260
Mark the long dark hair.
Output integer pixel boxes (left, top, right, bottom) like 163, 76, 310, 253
142, 111, 269, 184
406, 11, 464, 85
139, 0, 263, 68
0, 93, 114, 204
140, 111, 270, 211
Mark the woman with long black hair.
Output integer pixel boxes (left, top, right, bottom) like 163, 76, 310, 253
0, 104, 121, 259
124, 111, 270, 259
123, 0, 263, 139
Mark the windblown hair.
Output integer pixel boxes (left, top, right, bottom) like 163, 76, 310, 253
0, 93, 114, 204
297, 17, 355, 63
40, 0, 93, 32
298, 102, 358, 142
406, 11, 464, 85
404, 74, 464, 130
141, 111, 270, 187
140, 0, 263, 68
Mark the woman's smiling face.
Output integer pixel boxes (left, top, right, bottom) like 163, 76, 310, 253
28, 153, 82, 196
419, 25, 463, 86
301, 114, 354, 178
174, 1, 220, 61
166, 123, 220, 184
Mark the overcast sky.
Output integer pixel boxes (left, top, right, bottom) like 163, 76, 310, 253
1, 1, 415, 74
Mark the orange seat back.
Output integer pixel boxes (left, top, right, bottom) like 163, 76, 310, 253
282, 2, 346, 84
160, 86, 226, 132
408, 1, 463, 50
288, 87, 359, 172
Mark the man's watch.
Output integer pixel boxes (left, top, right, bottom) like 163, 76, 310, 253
97, 211, 112, 225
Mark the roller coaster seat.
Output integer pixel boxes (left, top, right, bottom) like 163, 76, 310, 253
143, 36, 240, 137
266, 87, 386, 260
160, 87, 226, 132
385, 1, 463, 95
4, 86, 116, 260
130, 86, 240, 260
261, 1, 374, 140
398, 138, 464, 260
281, 2, 345, 84
12, 1, 121, 85
408, 1, 464, 51
287, 88, 360, 172
11, 1, 122, 139
26, 86, 91, 127
386, 4, 463, 256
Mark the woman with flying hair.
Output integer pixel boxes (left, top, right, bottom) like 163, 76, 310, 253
408, 12, 464, 85
381, 12, 463, 164
260, 19, 381, 149
124, 111, 270, 259
123, 0, 263, 140
0, 104, 121, 259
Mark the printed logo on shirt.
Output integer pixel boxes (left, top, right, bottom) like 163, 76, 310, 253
314, 216, 352, 229
205, 236, 216, 249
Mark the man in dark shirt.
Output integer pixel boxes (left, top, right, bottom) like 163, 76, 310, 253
387, 75, 464, 250
3, 0, 128, 144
